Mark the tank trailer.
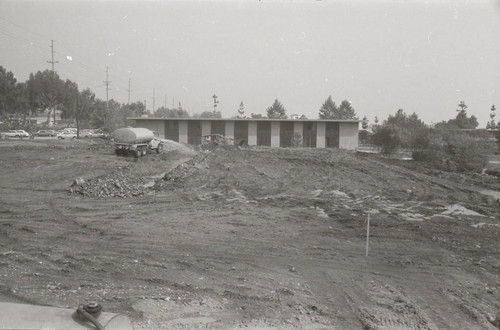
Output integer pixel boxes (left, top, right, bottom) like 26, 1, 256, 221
113, 127, 164, 157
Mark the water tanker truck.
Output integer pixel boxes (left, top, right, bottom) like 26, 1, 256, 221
113, 127, 164, 157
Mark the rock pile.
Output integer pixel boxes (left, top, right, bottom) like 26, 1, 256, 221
69, 166, 147, 198
162, 152, 211, 182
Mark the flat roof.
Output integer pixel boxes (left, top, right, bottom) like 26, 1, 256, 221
128, 117, 360, 123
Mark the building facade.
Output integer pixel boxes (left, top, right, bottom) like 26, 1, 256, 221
128, 118, 359, 150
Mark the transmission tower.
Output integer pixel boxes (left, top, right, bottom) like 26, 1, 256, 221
104, 67, 111, 110
47, 40, 59, 126
46, 40, 58, 77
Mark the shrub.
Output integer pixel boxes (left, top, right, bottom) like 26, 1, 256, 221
412, 130, 488, 173
372, 126, 401, 155
358, 130, 370, 144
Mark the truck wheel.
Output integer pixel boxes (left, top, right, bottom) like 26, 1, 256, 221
115, 149, 122, 156
134, 149, 141, 158
156, 144, 163, 154
141, 147, 147, 156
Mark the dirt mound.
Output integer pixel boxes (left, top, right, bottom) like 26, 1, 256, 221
2, 143, 499, 329
156, 147, 499, 217
69, 163, 147, 198
66, 138, 197, 198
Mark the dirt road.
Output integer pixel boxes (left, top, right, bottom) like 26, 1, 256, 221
0, 138, 498, 329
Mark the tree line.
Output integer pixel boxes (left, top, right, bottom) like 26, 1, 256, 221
360, 103, 498, 173
1, 66, 359, 131
0, 66, 147, 131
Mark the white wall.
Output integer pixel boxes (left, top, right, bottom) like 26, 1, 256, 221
270, 121, 280, 147
316, 122, 326, 148
178, 121, 188, 144
339, 122, 359, 150
225, 121, 235, 140
248, 121, 257, 146
201, 121, 211, 137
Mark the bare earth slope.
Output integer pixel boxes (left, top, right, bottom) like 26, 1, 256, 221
0, 139, 498, 329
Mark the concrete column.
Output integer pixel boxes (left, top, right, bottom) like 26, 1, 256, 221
178, 120, 188, 144
339, 122, 359, 150
248, 121, 257, 146
201, 121, 211, 137
316, 122, 326, 148
225, 121, 234, 140
270, 121, 280, 147
294, 121, 303, 147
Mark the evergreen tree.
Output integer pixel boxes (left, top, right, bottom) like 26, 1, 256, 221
318, 96, 357, 119
266, 99, 287, 119
489, 104, 496, 128
237, 101, 245, 118
318, 96, 338, 119
436, 101, 479, 129
361, 116, 369, 130
337, 100, 357, 119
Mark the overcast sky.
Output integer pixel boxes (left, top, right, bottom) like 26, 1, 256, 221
1, 0, 499, 126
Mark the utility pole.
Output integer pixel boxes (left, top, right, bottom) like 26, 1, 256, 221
164, 94, 167, 109
47, 40, 58, 127
127, 78, 132, 105
104, 67, 111, 109
152, 89, 155, 113
47, 40, 58, 77
104, 67, 111, 127
144, 100, 147, 113
76, 91, 80, 139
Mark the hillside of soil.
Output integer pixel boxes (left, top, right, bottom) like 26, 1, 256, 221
0, 139, 498, 329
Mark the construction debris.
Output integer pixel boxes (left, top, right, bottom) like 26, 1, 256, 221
69, 165, 146, 198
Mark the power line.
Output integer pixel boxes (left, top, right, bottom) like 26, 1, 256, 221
0, 16, 52, 41
0, 27, 49, 51
0, 16, 176, 107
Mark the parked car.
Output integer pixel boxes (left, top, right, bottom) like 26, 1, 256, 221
30, 130, 56, 138
91, 129, 108, 138
1, 130, 30, 139
79, 130, 93, 138
57, 131, 77, 139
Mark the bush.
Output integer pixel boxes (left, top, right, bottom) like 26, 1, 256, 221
372, 126, 401, 155
358, 130, 370, 144
412, 130, 488, 173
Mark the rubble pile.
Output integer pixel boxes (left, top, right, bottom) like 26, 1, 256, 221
154, 151, 213, 189
69, 165, 147, 198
